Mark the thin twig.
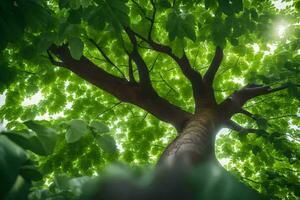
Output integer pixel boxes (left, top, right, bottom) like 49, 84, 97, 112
268, 114, 298, 120
88, 38, 126, 78
131, 0, 152, 21
153, 144, 165, 149
15, 69, 36, 75
192, 48, 200, 67
139, 112, 149, 123
215, 57, 239, 79
241, 176, 262, 184
149, 54, 159, 72
159, 73, 178, 94
172, 0, 176, 7
99, 102, 122, 116
148, 0, 156, 40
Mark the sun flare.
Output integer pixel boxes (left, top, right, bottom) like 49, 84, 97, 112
276, 21, 289, 38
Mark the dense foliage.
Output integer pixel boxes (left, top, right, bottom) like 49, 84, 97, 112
0, 0, 300, 199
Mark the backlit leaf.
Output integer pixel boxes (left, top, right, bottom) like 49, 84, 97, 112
65, 119, 89, 143
69, 37, 84, 60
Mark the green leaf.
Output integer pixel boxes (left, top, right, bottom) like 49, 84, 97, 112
59, 0, 69, 9
19, 165, 43, 181
0, 135, 27, 199
212, 30, 227, 47
2, 131, 32, 150
287, 83, 300, 100
166, 12, 196, 41
95, 134, 117, 154
68, 8, 82, 24
18, 0, 52, 31
1, 9, 25, 42
251, 146, 261, 155
256, 117, 268, 130
52, 175, 90, 197
250, 8, 258, 21
69, 37, 84, 60
295, 1, 300, 11
230, 38, 239, 46
90, 120, 110, 133
59, 0, 93, 9
24, 120, 57, 155
205, 0, 217, 9
157, 0, 172, 8
59, 24, 82, 41
83, 7, 106, 30
5, 176, 31, 200
217, 0, 243, 15
20, 45, 37, 60
100, 0, 130, 33
65, 119, 89, 143
28, 189, 50, 200
170, 38, 186, 57
5, 131, 53, 156
0, 64, 16, 91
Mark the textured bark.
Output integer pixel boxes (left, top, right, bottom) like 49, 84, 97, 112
158, 110, 220, 167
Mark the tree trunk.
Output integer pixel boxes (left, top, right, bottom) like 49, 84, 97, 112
158, 110, 220, 167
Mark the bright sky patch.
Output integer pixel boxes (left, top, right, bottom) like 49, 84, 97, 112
272, 0, 293, 10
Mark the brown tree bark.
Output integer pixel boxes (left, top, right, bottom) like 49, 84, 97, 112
158, 109, 220, 167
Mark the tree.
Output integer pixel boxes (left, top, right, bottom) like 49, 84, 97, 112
0, 0, 300, 199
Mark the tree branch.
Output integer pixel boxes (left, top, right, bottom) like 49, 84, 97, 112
125, 27, 152, 88
238, 109, 257, 120
99, 101, 122, 116
128, 55, 136, 83
159, 73, 178, 94
148, 0, 156, 40
88, 38, 126, 78
225, 120, 260, 134
125, 28, 207, 111
131, 0, 152, 21
48, 44, 192, 131
203, 46, 224, 86
268, 114, 298, 120
219, 83, 298, 119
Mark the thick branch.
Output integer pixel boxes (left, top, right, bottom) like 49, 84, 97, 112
126, 28, 208, 111
219, 83, 296, 119
203, 46, 224, 86
225, 120, 260, 134
48, 44, 192, 131
128, 56, 135, 83
125, 28, 152, 88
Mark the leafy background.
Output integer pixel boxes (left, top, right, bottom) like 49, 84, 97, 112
0, 0, 300, 199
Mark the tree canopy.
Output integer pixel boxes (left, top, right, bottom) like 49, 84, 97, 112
0, 0, 300, 199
